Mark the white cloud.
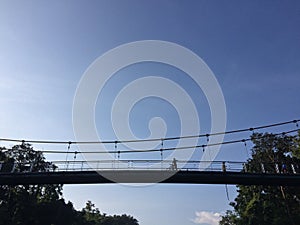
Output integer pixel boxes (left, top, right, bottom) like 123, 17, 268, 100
192, 211, 221, 225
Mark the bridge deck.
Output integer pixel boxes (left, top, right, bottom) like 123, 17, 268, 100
0, 170, 299, 186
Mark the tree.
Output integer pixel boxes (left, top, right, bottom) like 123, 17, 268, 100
292, 131, 300, 159
80, 200, 104, 225
78, 200, 139, 225
0, 143, 63, 225
220, 132, 300, 225
0, 144, 139, 225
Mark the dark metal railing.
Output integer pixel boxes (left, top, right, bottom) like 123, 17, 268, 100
0, 159, 299, 174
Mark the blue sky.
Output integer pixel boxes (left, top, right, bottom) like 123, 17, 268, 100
0, 1, 300, 225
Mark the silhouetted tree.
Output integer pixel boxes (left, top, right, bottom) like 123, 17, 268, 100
220, 133, 300, 225
0, 144, 139, 225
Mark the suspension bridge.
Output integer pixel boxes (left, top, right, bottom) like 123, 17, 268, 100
0, 159, 299, 186
0, 119, 300, 186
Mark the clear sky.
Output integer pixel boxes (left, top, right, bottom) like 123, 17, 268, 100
0, 1, 300, 225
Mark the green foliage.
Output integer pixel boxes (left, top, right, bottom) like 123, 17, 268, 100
79, 201, 139, 225
292, 131, 300, 159
219, 210, 239, 225
0, 144, 139, 225
220, 132, 300, 225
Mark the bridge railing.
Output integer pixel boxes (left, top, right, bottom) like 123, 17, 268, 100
0, 160, 299, 174
47, 160, 246, 172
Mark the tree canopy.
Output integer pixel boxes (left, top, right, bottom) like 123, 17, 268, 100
220, 132, 300, 225
0, 143, 139, 225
